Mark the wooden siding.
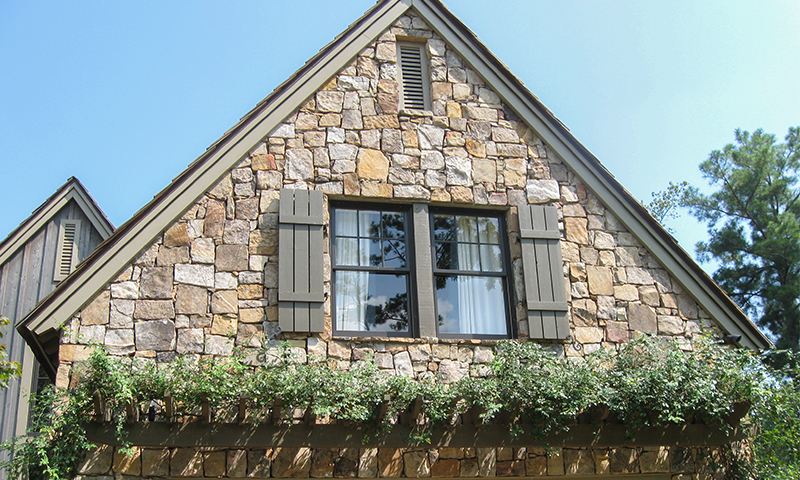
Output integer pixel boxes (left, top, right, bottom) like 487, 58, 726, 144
0, 199, 105, 454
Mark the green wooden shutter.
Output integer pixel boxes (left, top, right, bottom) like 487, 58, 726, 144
519, 205, 569, 339
278, 189, 324, 333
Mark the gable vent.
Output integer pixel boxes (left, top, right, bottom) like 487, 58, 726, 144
398, 42, 430, 110
54, 219, 81, 282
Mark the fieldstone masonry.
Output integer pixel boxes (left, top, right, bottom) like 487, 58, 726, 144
63, 11, 730, 478
75, 444, 725, 478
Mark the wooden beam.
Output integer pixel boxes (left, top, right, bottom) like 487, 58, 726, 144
83, 422, 749, 449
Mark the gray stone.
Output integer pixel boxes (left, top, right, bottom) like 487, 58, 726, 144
111, 281, 138, 299
133, 300, 175, 319
445, 157, 472, 186
175, 285, 207, 315
81, 290, 110, 325
205, 335, 234, 355
338, 75, 370, 91
658, 315, 685, 335
437, 359, 468, 383
316, 91, 344, 113
417, 124, 445, 149
403, 450, 430, 478
393, 351, 414, 377
526, 179, 560, 203
177, 328, 204, 354
285, 149, 314, 180
174, 264, 214, 288
628, 303, 657, 334
216, 244, 248, 272
134, 320, 176, 351
139, 267, 173, 299
270, 123, 295, 138
190, 237, 215, 263
329, 143, 359, 160
78, 325, 106, 345
420, 150, 445, 170
223, 220, 250, 245
105, 328, 134, 348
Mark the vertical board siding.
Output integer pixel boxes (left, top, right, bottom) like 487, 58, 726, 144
278, 189, 325, 333
519, 205, 569, 340
0, 199, 107, 464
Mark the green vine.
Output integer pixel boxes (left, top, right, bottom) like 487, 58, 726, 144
0, 336, 767, 479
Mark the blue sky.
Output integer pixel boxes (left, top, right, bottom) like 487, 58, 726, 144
1, 0, 798, 270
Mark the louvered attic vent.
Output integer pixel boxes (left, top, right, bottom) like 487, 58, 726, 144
398, 42, 430, 111
54, 219, 81, 282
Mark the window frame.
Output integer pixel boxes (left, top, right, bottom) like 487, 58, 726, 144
330, 202, 418, 338
329, 201, 515, 341
429, 207, 515, 340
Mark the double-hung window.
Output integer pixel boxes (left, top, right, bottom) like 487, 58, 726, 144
330, 203, 511, 339
332, 205, 413, 335
432, 212, 509, 337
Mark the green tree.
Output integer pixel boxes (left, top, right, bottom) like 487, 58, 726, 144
683, 127, 800, 352
0, 317, 22, 388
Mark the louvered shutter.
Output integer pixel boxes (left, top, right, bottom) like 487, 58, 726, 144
519, 205, 570, 339
54, 219, 81, 282
398, 42, 430, 110
278, 189, 325, 332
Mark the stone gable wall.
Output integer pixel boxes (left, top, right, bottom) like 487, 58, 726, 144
57, 11, 721, 389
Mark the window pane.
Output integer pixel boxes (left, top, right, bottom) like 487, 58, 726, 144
335, 238, 359, 266
456, 216, 479, 243
436, 275, 507, 335
359, 238, 381, 267
382, 213, 405, 239
456, 243, 481, 271
384, 240, 407, 268
435, 242, 458, 270
335, 271, 409, 333
433, 214, 456, 242
478, 217, 500, 244
334, 209, 358, 237
358, 210, 381, 237
480, 245, 503, 272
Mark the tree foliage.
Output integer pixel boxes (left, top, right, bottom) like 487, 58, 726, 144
0, 317, 22, 388
683, 127, 800, 351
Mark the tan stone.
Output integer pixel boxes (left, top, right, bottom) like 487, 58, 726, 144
164, 223, 190, 247
81, 290, 110, 325
217, 244, 249, 271
432, 458, 461, 477
250, 229, 278, 255
586, 266, 614, 296
472, 158, 496, 183
525, 456, 546, 476
565, 217, 589, 245
60, 344, 94, 363
78, 444, 113, 475
563, 449, 594, 475
142, 448, 170, 477
212, 315, 238, 336
273, 447, 312, 478
639, 447, 669, 473
614, 284, 639, 301
356, 149, 390, 180
476, 448, 496, 476
175, 285, 207, 315
227, 449, 248, 477
252, 153, 277, 170
378, 448, 404, 477
171, 448, 203, 477
113, 446, 142, 476
239, 307, 265, 324
204, 200, 225, 238
238, 283, 263, 300
403, 450, 431, 478
248, 449, 272, 477
446, 101, 462, 118
573, 327, 604, 344
628, 303, 657, 334
606, 321, 630, 343
363, 115, 400, 129
464, 138, 486, 158
546, 450, 564, 475
204, 451, 227, 477
594, 449, 610, 474
361, 181, 393, 198
359, 448, 379, 478
450, 186, 473, 203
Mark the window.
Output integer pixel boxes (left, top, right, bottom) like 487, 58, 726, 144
331, 205, 413, 335
397, 41, 431, 111
432, 212, 510, 337
330, 203, 511, 339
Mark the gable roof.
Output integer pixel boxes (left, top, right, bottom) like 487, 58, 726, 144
0, 177, 114, 268
19, 0, 770, 378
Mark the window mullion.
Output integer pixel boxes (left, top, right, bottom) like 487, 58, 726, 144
412, 203, 437, 337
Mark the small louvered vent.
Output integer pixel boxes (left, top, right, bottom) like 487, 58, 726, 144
398, 43, 430, 110
54, 219, 81, 281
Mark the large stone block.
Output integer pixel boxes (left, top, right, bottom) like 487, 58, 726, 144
526, 179, 560, 204
403, 450, 431, 478
356, 149, 390, 180
163, 223, 190, 247
378, 448, 404, 477
134, 300, 175, 319
211, 290, 239, 314
81, 290, 110, 325
216, 244, 249, 272
139, 266, 173, 299
586, 265, 614, 295
135, 320, 176, 351
171, 448, 203, 477
78, 445, 113, 475
113, 446, 141, 476
175, 285, 208, 315
175, 264, 214, 288
142, 448, 170, 477
273, 447, 312, 478
628, 303, 657, 334
176, 328, 204, 354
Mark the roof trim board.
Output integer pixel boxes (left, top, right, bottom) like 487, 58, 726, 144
0, 177, 113, 267
18, 0, 769, 376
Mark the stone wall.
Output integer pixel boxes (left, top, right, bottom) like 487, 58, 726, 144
76, 444, 726, 478
57, 10, 722, 389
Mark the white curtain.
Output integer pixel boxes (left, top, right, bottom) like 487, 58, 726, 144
335, 210, 370, 331
455, 217, 505, 335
